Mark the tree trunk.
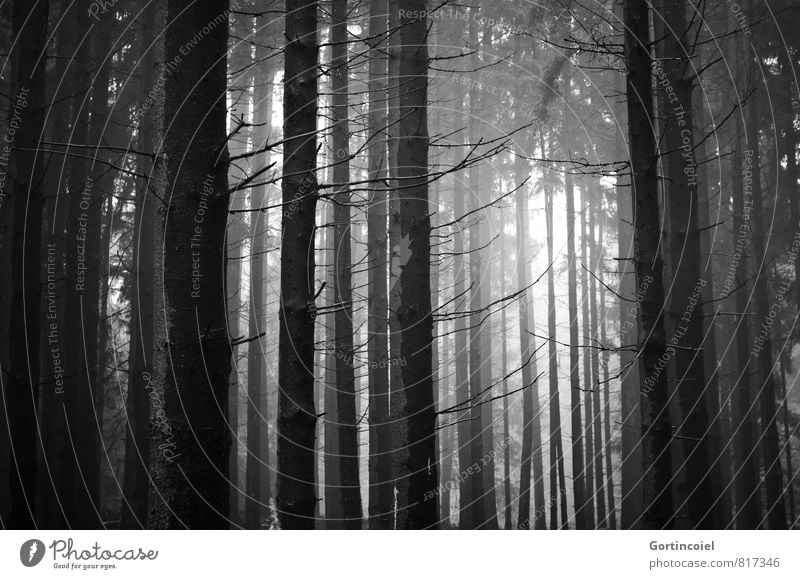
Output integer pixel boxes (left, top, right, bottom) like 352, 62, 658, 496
730, 52, 761, 527
121, 1, 158, 528
515, 153, 545, 530
580, 187, 596, 529
564, 87, 588, 528
544, 151, 568, 529
500, 237, 512, 530
745, 36, 787, 528
623, 0, 674, 529
61, 0, 96, 528
366, 0, 392, 531
37, 0, 71, 529
330, 0, 361, 529
466, 7, 488, 530
597, 209, 617, 528
276, 0, 319, 529
387, 0, 437, 529
588, 199, 607, 527
694, 72, 732, 528
147, 0, 231, 529
4, 0, 49, 529
778, 348, 796, 524
614, 66, 644, 529
655, 0, 713, 529
452, 104, 472, 529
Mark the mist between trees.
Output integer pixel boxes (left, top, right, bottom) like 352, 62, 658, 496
0, 0, 799, 531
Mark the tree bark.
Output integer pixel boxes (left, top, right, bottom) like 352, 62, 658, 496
147, 0, 231, 529
121, 1, 158, 529
387, 0, 437, 528
330, 0, 361, 529
745, 38, 787, 528
655, 0, 713, 529
580, 187, 596, 529
4, 0, 49, 529
276, 0, 319, 529
564, 87, 588, 529
588, 199, 606, 527
366, 0, 392, 531
623, 0, 674, 529
544, 151, 568, 529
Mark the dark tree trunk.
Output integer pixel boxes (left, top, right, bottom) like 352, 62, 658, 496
330, 0, 361, 529
121, 1, 158, 529
121, 1, 158, 528
276, 0, 319, 529
745, 47, 787, 529
730, 59, 761, 527
694, 74, 731, 528
614, 69, 644, 530
4, 0, 49, 529
623, 0, 674, 529
37, 0, 71, 529
61, 0, 95, 528
84, 8, 116, 525
147, 0, 231, 529
388, 0, 437, 529
366, 0, 392, 531
655, 0, 713, 529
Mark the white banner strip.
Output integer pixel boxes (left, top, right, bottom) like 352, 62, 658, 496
1, 531, 798, 578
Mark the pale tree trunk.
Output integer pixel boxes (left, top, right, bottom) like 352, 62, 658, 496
245, 33, 273, 528
466, 4, 498, 529
452, 104, 472, 529
564, 87, 588, 528
580, 187, 596, 529
543, 151, 568, 529
227, 9, 255, 529
500, 236, 512, 530
588, 200, 606, 526
597, 209, 617, 528
514, 153, 545, 529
